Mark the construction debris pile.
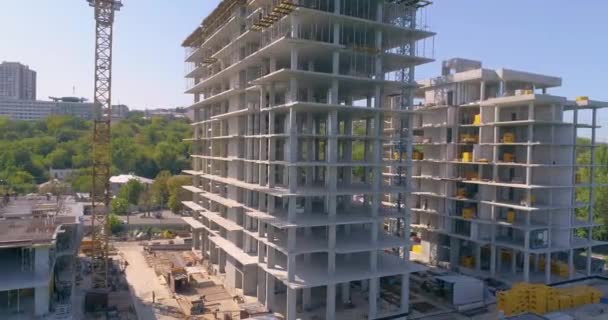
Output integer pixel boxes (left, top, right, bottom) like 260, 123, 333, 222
142, 247, 247, 319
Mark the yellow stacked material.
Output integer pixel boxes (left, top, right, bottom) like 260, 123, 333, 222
558, 295, 573, 309
547, 294, 559, 312
539, 257, 546, 270
558, 286, 597, 308
460, 134, 478, 143
588, 286, 603, 303
413, 151, 424, 160
411, 244, 422, 254
460, 256, 474, 268
473, 114, 481, 125
497, 283, 603, 316
456, 188, 467, 198
393, 152, 400, 160
575, 96, 589, 102
551, 261, 569, 278
497, 291, 523, 316
546, 287, 559, 312
503, 152, 515, 162
528, 284, 549, 314
462, 152, 472, 162
507, 210, 516, 223
462, 207, 476, 219
503, 133, 515, 143
523, 89, 533, 95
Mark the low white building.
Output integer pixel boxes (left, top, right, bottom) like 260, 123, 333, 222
109, 174, 153, 195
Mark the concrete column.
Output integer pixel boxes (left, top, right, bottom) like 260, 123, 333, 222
333, 23, 340, 45
287, 228, 296, 281
290, 14, 300, 39
328, 225, 336, 273
475, 245, 482, 271
370, 223, 378, 272
326, 284, 336, 320
35, 247, 49, 275
257, 269, 266, 304
329, 79, 339, 104
286, 287, 297, 320
523, 253, 530, 282
368, 278, 378, 319
545, 252, 551, 284
341, 282, 350, 304
303, 288, 312, 310
490, 245, 497, 276
192, 229, 200, 251
511, 249, 517, 275
34, 285, 49, 316
361, 279, 369, 291
449, 237, 460, 270
480, 81, 486, 101
376, 1, 384, 22
258, 242, 265, 264
290, 46, 299, 71
332, 50, 340, 74
288, 108, 298, 192
568, 250, 575, 279
265, 273, 275, 311
400, 274, 409, 313
587, 247, 593, 275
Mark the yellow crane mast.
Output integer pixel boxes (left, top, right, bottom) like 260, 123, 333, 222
86, 0, 122, 302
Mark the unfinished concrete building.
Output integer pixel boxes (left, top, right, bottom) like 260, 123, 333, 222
0, 198, 81, 318
409, 58, 608, 284
182, 0, 434, 319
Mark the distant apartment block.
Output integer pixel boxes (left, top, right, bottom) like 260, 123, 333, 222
0, 96, 93, 121
181, 0, 434, 319
0, 61, 36, 100
409, 58, 608, 284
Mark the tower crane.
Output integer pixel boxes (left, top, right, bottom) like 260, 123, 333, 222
85, 0, 122, 304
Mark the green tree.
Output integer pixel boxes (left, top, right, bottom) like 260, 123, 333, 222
46, 148, 71, 169
111, 197, 129, 216
67, 168, 92, 193
151, 170, 171, 209
154, 141, 180, 173
108, 214, 123, 234
118, 179, 144, 205
138, 188, 154, 217
166, 175, 191, 214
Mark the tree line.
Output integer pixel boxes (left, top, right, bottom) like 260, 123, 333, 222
0, 114, 191, 194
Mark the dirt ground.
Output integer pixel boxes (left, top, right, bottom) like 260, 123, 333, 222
115, 241, 246, 320
115, 242, 183, 320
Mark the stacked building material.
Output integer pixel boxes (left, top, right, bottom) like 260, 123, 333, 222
497, 282, 603, 316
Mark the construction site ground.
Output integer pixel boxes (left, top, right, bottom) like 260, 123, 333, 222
115, 242, 183, 320
115, 241, 252, 320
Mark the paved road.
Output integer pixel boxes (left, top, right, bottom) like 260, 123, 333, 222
116, 242, 183, 320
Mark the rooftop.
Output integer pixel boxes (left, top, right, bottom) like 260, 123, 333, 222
0, 197, 80, 248
109, 174, 154, 185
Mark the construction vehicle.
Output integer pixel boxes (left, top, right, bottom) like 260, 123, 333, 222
84, 0, 122, 311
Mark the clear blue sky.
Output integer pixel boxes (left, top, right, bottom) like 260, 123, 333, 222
1, 0, 607, 126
